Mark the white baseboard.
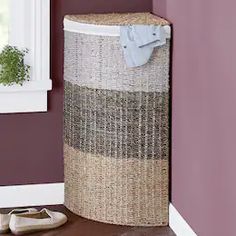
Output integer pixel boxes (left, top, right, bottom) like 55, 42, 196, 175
169, 203, 197, 236
0, 184, 197, 236
0, 183, 64, 208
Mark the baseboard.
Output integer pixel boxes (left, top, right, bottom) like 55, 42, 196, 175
0, 183, 64, 208
169, 203, 197, 236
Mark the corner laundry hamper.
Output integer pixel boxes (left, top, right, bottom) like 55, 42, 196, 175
64, 13, 171, 226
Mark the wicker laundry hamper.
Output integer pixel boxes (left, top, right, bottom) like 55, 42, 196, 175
64, 12, 171, 226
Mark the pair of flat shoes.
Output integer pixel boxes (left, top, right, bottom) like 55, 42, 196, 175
0, 208, 67, 235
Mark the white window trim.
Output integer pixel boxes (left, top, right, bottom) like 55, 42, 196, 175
0, 0, 52, 113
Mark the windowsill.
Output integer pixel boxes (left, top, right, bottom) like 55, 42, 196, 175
0, 79, 52, 114
0, 79, 52, 93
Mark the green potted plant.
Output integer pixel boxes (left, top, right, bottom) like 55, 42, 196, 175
0, 45, 30, 86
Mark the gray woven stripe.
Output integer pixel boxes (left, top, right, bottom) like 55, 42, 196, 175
64, 31, 170, 93
64, 81, 169, 160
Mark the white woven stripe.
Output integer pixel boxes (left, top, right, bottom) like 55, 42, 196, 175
64, 32, 170, 93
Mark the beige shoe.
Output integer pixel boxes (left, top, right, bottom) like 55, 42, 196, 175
9, 208, 67, 235
0, 208, 37, 234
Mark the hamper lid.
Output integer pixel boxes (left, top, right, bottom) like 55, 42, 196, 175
64, 12, 170, 26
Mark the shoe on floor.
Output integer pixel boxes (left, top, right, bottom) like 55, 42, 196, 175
9, 208, 67, 235
0, 208, 37, 234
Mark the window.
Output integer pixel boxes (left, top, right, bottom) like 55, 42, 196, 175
0, 0, 51, 113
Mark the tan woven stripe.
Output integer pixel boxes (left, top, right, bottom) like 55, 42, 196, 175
64, 144, 169, 226
65, 12, 170, 26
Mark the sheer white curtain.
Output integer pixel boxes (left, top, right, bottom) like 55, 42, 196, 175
0, 0, 9, 50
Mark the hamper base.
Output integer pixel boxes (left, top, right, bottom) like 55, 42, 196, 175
65, 204, 169, 227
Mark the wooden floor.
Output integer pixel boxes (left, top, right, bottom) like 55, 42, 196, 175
0, 205, 175, 236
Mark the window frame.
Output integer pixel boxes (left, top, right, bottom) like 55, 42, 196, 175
0, 0, 52, 113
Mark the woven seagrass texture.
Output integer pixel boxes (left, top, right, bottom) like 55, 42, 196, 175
64, 15, 170, 226
64, 81, 169, 160
64, 144, 169, 226
64, 32, 170, 93
65, 12, 170, 26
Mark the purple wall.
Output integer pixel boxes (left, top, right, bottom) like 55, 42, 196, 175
153, 1, 236, 235
0, 0, 152, 186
